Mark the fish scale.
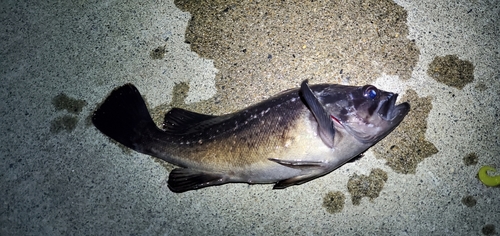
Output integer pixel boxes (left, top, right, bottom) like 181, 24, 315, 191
92, 80, 409, 192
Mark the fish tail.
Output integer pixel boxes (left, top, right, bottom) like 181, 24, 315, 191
92, 84, 164, 154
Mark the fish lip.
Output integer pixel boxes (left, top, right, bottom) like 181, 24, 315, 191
379, 93, 409, 121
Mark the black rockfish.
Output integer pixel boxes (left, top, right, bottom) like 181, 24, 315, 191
92, 80, 410, 192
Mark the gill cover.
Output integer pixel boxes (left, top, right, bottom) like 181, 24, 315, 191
317, 83, 410, 144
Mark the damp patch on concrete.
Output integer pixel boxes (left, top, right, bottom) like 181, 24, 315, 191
174, 0, 419, 114
427, 55, 474, 89
461, 195, 477, 207
482, 224, 496, 235
50, 115, 78, 133
463, 152, 478, 166
150, 45, 166, 60
322, 191, 346, 214
52, 93, 87, 114
51, 93, 87, 133
168, 82, 190, 109
347, 168, 388, 205
372, 89, 438, 174
475, 82, 488, 91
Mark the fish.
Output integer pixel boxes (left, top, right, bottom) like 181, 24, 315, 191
92, 80, 410, 192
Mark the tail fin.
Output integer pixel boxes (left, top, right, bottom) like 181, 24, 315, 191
92, 84, 159, 151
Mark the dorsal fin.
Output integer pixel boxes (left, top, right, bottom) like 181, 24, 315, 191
162, 108, 216, 133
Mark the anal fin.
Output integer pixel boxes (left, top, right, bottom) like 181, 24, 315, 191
168, 168, 228, 193
269, 158, 330, 189
273, 174, 325, 189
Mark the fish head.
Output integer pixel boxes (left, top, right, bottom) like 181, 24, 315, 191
318, 84, 410, 144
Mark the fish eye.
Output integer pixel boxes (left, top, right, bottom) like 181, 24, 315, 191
363, 85, 378, 100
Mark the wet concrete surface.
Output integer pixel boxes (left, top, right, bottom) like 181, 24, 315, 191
1, 0, 498, 235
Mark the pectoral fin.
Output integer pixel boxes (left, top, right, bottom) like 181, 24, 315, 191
268, 158, 325, 168
300, 80, 335, 147
168, 168, 228, 193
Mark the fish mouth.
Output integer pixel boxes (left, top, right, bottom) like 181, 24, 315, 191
378, 93, 410, 122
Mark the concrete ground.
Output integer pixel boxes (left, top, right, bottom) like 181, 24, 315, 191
1, 0, 498, 235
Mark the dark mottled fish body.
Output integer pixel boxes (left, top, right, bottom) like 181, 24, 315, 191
92, 80, 409, 192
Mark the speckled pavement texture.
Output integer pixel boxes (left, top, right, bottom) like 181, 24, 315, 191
1, 0, 498, 235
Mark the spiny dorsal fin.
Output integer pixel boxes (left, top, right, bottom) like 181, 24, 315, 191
162, 108, 216, 132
